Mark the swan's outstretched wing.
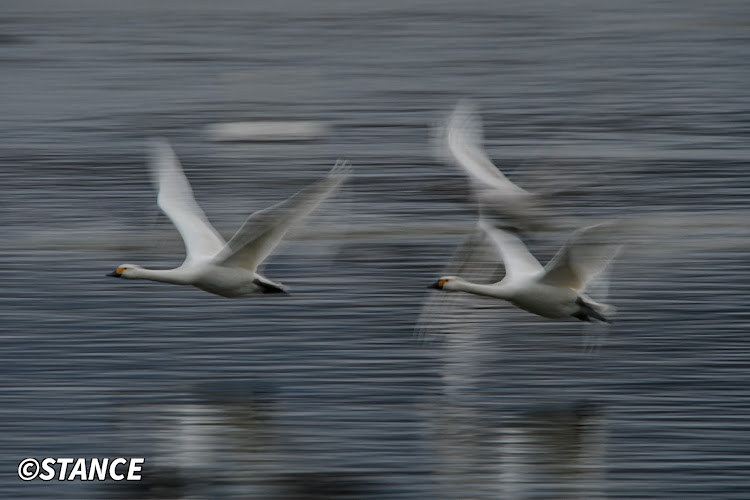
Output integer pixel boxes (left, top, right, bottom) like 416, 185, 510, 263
150, 139, 226, 264
478, 219, 543, 284
215, 161, 351, 271
540, 222, 622, 292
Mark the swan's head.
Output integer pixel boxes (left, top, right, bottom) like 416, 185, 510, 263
428, 276, 462, 291
107, 264, 142, 279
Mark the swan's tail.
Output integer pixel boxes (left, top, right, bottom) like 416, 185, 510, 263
573, 297, 613, 323
253, 276, 288, 294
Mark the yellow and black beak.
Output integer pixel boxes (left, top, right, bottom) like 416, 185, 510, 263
107, 268, 123, 278
428, 279, 447, 290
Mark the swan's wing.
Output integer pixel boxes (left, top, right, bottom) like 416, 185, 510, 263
215, 161, 351, 271
415, 227, 503, 341
150, 139, 226, 263
478, 219, 543, 283
446, 100, 529, 197
540, 222, 622, 292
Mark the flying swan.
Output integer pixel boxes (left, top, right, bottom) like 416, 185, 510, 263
444, 100, 546, 232
108, 140, 350, 297
430, 219, 621, 322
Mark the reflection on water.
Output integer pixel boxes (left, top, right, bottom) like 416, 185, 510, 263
2, 0, 750, 499
106, 380, 607, 499
499, 401, 607, 499
106, 380, 391, 499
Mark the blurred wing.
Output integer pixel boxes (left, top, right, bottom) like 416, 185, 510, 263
478, 219, 543, 283
415, 227, 504, 340
446, 99, 529, 198
216, 161, 351, 271
150, 139, 226, 263
540, 222, 622, 291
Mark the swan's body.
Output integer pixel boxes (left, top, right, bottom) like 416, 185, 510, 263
110, 263, 283, 297
431, 220, 621, 322
108, 140, 349, 297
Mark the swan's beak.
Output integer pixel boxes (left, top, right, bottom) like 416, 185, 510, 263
428, 279, 445, 290
107, 270, 122, 278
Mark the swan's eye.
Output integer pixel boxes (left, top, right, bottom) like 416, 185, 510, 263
117, 267, 127, 275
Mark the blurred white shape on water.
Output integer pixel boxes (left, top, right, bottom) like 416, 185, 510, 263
206, 121, 330, 142
438, 99, 546, 233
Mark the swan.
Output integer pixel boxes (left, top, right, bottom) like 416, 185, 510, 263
108, 140, 350, 297
443, 100, 547, 232
429, 220, 621, 322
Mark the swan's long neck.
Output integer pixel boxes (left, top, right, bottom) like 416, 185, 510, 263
132, 267, 192, 286
451, 279, 513, 300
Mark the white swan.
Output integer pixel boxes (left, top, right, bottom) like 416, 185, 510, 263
430, 220, 621, 322
108, 140, 350, 297
444, 100, 545, 232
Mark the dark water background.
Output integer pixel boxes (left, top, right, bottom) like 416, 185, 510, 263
1, 1, 749, 498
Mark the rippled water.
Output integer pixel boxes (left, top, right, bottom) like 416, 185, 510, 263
1, 1, 749, 498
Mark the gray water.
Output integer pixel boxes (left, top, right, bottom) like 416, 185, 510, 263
1, 1, 749, 498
